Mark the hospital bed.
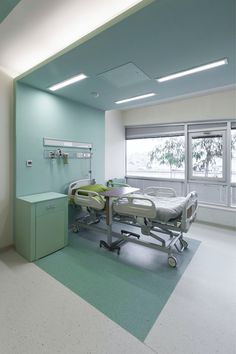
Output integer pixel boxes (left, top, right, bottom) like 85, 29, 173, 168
68, 180, 198, 267
112, 187, 198, 267
68, 179, 106, 229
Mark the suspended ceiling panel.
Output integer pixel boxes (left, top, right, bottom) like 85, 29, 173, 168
98, 63, 150, 87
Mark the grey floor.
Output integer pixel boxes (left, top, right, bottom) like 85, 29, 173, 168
0, 222, 236, 354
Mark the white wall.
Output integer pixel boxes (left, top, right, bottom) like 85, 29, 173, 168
122, 88, 236, 125
197, 205, 236, 229
0, 70, 13, 248
105, 110, 125, 181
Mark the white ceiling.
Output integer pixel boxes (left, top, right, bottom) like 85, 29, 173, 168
0, 0, 145, 78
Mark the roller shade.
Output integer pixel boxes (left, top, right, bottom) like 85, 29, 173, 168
231, 121, 236, 129
126, 121, 236, 139
126, 124, 185, 139
188, 122, 227, 132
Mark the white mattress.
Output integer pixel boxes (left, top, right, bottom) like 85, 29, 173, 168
113, 194, 187, 222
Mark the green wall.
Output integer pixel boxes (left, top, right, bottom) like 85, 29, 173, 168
15, 83, 105, 197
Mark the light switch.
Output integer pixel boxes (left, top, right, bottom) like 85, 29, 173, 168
26, 160, 32, 167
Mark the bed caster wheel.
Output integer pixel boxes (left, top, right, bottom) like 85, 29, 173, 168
72, 225, 79, 233
182, 239, 188, 249
168, 255, 177, 268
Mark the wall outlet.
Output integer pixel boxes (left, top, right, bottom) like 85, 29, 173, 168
77, 152, 84, 158
49, 151, 55, 159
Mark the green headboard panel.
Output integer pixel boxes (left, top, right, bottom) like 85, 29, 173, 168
15, 83, 105, 196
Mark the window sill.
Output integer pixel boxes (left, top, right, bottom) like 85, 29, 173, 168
199, 203, 236, 211
126, 175, 184, 182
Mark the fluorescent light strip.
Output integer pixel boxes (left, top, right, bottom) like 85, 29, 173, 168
49, 73, 87, 91
157, 58, 228, 83
115, 93, 156, 104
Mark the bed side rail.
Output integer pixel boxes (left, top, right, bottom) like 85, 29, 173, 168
74, 189, 105, 210
144, 187, 177, 198
113, 195, 157, 218
68, 179, 95, 196
180, 191, 198, 232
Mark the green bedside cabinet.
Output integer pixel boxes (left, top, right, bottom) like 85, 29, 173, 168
15, 192, 68, 261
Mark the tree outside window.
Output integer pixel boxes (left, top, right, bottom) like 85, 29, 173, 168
127, 128, 236, 182
191, 135, 223, 178
147, 136, 185, 178
148, 133, 227, 180
126, 136, 185, 179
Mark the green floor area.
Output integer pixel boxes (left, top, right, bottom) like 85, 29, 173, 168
35, 225, 200, 341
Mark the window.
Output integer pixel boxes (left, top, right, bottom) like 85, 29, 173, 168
189, 131, 225, 180
126, 135, 185, 179
231, 128, 236, 183
125, 121, 236, 208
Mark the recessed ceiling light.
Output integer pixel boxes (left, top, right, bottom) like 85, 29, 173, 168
156, 58, 228, 83
115, 92, 156, 104
48, 73, 87, 91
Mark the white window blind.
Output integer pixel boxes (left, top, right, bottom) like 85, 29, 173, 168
126, 124, 184, 139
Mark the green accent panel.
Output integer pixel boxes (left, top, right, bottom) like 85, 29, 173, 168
15, 83, 105, 197
36, 228, 200, 341
0, 0, 21, 23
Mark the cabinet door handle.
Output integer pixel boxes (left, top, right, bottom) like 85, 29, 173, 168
46, 204, 56, 209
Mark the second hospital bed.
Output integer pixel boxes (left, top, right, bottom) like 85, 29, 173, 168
112, 187, 198, 266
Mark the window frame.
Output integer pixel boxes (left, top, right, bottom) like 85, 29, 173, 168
125, 120, 236, 208
188, 129, 227, 182
230, 127, 236, 186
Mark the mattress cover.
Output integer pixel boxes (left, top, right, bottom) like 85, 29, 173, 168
113, 194, 187, 222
